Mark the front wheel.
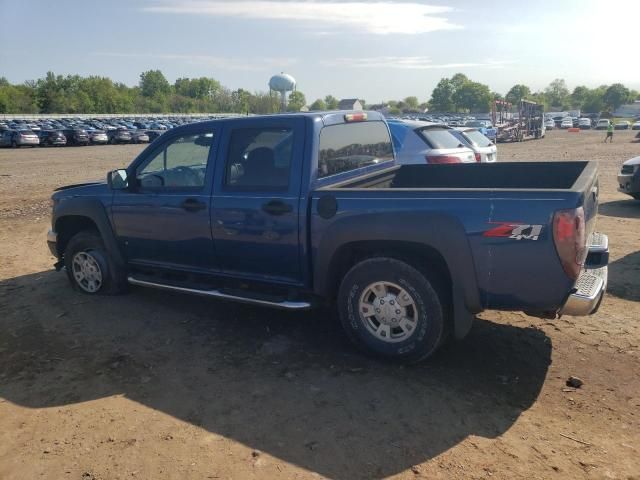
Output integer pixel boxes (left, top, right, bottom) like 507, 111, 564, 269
338, 257, 446, 363
64, 231, 125, 295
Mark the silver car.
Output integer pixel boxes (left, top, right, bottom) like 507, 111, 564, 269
451, 128, 497, 163
89, 130, 109, 145
388, 120, 475, 164
11, 130, 40, 147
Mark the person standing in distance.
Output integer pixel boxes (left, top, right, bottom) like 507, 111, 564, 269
604, 121, 614, 143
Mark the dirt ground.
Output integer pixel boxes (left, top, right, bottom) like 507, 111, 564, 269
0, 129, 639, 480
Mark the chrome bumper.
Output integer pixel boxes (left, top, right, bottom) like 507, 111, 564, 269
561, 266, 607, 316
560, 232, 609, 316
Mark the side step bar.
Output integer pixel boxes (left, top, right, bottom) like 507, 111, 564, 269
127, 276, 312, 310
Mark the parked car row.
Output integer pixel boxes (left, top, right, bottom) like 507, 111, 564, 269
543, 116, 638, 131
387, 119, 497, 164
0, 115, 224, 148
393, 114, 498, 141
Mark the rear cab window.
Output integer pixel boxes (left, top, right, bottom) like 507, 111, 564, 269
318, 121, 394, 179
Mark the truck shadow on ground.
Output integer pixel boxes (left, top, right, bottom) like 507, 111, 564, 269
608, 250, 640, 302
598, 199, 640, 219
0, 271, 552, 479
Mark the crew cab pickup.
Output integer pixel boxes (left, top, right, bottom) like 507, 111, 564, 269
48, 111, 609, 362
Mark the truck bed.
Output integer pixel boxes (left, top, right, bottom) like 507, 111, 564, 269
327, 161, 593, 191
311, 161, 600, 315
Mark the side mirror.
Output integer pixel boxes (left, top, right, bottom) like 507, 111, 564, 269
108, 169, 129, 190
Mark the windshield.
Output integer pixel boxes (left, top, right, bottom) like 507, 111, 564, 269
417, 127, 463, 149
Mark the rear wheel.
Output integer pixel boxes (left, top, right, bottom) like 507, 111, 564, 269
338, 257, 446, 363
64, 231, 125, 295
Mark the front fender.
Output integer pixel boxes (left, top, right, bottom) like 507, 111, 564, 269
53, 197, 125, 270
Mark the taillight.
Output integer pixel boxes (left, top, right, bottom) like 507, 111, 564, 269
426, 155, 461, 164
344, 113, 367, 122
474, 152, 481, 162
553, 207, 586, 280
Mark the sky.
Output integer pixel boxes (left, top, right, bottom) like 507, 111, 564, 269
1, 0, 639, 104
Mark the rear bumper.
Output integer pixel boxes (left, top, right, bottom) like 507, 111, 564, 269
560, 266, 607, 316
560, 232, 609, 316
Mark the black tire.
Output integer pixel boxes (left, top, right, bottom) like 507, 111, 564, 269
11, 140, 17, 148
338, 257, 446, 363
64, 231, 125, 295
631, 194, 640, 200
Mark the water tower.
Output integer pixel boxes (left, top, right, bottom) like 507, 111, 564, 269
269, 73, 296, 112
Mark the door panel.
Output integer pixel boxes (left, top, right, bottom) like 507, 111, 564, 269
111, 129, 217, 271
211, 119, 304, 284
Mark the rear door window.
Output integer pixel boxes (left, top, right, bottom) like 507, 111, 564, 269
318, 121, 393, 178
417, 128, 463, 149
223, 127, 293, 190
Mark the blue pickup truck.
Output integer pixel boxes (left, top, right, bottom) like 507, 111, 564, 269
47, 111, 609, 362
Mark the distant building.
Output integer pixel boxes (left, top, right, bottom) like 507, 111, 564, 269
368, 103, 391, 115
614, 101, 640, 118
338, 99, 363, 111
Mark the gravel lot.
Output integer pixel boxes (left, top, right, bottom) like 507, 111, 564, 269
0, 129, 639, 479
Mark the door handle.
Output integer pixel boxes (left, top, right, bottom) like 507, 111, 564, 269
180, 198, 206, 212
262, 200, 293, 216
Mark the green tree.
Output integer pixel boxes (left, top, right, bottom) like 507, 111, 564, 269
450, 73, 469, 91
232, 88, 252, 114
544, 78, 569, 108
288, 90, 306, 111
570, 86, 590, 108
453, 81, 493, 112
310, 98, 326, 110
505, 84, 531, 104
582, 89, 605, 113
403, 96, 419, 110
428, 78, 455, 112
139, 70, 171, 97
603, 83, 631, 111
324, 95, 339, 109
174, 77, 221, 100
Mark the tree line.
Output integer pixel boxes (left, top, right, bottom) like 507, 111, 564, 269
0, 70, 638, 115
0, 70, 308, 115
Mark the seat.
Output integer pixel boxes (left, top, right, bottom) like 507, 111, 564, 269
237, 147, 287, 188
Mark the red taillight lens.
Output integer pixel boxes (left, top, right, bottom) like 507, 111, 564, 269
553, 207, 586, 280
344, 113, 368, 122
426, 155, 461, 164
474, 152, 481, 162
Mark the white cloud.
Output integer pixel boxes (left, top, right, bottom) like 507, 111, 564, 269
142, 1, 462, 34
320, 56, 510, 69
93, 52, 297, 71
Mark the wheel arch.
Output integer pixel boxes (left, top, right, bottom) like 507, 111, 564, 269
53, 198, 125, 271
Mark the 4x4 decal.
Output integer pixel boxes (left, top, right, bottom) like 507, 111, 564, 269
484, 222, 543, 241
